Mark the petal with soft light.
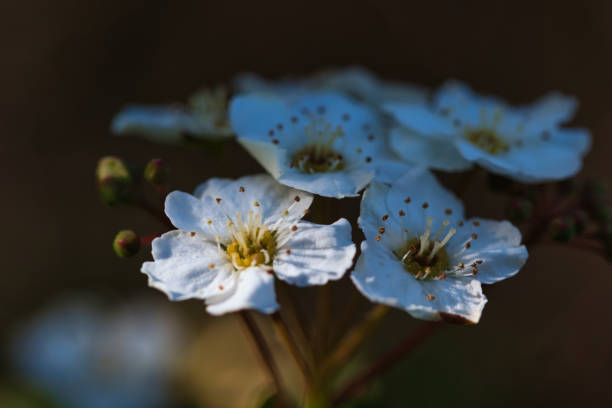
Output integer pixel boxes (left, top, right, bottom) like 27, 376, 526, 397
205, 267, 278, 315
389, 127, 472, 171
274, 219, 356, 286
352, 241, 487, 324
142, 231, 235, 301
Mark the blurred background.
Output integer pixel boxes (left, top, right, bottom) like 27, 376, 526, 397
2, 1, 612, 406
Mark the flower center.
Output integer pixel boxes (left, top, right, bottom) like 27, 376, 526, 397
226, 229, 277, 269
464, 128, 510, 155
394, 215, 456, 280
189, 86, 230, 129
291, 117, 345, 173
205, 192, 304, 271
395, 237, 450, 279
222, 212, 277, 270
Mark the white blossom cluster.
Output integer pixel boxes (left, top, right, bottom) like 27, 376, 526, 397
115, 67, 590, 324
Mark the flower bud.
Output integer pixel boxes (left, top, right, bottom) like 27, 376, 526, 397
113, 230, 140, 258
505, 197, 533, 224
96, 156, 132, 205
549, 216, 576, 242
144, 158, 168, 186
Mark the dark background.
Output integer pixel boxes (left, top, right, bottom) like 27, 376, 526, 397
2, 1, 612, 406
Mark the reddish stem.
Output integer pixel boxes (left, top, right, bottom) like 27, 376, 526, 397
140, 233, 162, 246
332, 322, 441, 405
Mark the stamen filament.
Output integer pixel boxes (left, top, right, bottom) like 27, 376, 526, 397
417, 217, 433, 256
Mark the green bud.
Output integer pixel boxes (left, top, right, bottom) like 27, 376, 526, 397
486, 173, 513, 192
113, 230, 140, 258
96, 156, 132, 205
505, 197, 533, 224
549, 216, 576, 242
144, 158, 168, 186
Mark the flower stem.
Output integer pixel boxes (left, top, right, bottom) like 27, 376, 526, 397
321, 304, 389, 376
312, 283, 334, 364
271, 311, 314, 391
132, 196, 173, 229
332, 321, 441, 406
140, 233, 162, 246
237, 311, 289, 407
276, 282, 314, 361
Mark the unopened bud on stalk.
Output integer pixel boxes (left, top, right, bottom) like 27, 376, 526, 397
113, 230, 140, 258
549, 216, 576, 242
505, 197, 533, 224
144, 158, 168, 186
96, 156, 132, 205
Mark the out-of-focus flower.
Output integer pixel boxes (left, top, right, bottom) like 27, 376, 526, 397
352, 168, 528, 324
142, 174, 355, 315
230, 92, 411, 198
234, 66, 428, 108
111, 86, 233, 143
384, 81, 590, 181
11, 296, 187, 408
312, 66, 428, 106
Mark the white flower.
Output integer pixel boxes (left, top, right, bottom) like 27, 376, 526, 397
234, 66, 428, 108
384, 81, 591, 181
230, 92, 411, 198
351, 168, 528, 324
312, 66, 428, 107
11, 296, 186, 408
142, 174, 356, 315
111, 86, 233, 143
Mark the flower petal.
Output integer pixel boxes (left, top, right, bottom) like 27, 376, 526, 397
164, 191, 225, 238
371, 156, 418, 184
277, 166, 374, 198
383, 103, 456, 137
455, 139, 585, 182
435, 81, 510, 128
193, 178, 233, 200
229, 94, 294, 142
389, 127, 473, 171
522, 92, 578, 132
233, 72, 313, 98
314, 66, 429, 105
274, 219, 356, 286
446, 218, 528, 284
205, 267, 278, 315
211, 174, 313, 227
142, 231, 235, 301
352, 241, 486, 323
238, 136, 288, 179
547, 127, 591, 156
359, 168, 465, 245
111, 105, 200, 142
